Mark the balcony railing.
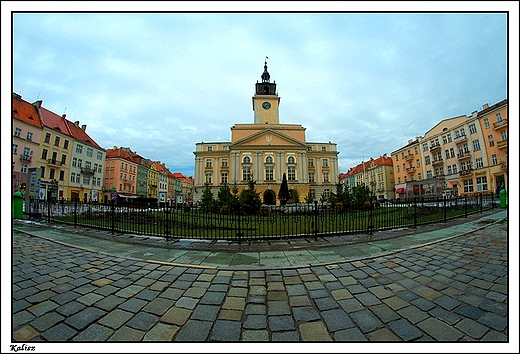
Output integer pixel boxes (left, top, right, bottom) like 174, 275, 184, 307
81, 167, 96, 174
493, 119, 507, 130
47, 159, 63, 166
454, 135, 467, 144
406, 167, 415, 174
457, 152, 471, 160
497, 140, 507, 148
432, 159, 443, 166
405, 154, 414, 161
20, 154, 32, 162
459, 168, 473, 176
429, 143, 441, 152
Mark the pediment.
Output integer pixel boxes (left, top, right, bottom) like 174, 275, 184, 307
231, 128, 307, 148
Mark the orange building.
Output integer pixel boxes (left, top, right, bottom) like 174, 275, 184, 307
104, 147, 139, 201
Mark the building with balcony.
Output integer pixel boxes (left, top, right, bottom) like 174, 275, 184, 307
391, 138, 423, 198
193, 60, 340, 205
342, 155, 394, 200
104, 147, 139, 202
12, 93, 43, 195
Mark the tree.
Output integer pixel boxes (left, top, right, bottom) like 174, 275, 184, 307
278, 173, 290, 206
199, 183, 215, 212
240, 179, 262, 214
352, 184, 371, 208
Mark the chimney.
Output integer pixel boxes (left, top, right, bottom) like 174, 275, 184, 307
408, 139, 412, 144
62, 114, 67, 119
482, 103, 489, 110
471, 110, 478, 118
81, 124, 87, 131
74, 121, 80, 127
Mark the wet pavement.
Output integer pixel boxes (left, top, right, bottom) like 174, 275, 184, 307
9, 209, 513, 349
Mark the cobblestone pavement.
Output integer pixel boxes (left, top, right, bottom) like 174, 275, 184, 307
10, 211, 511, 350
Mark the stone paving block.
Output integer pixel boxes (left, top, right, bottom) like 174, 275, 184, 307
200, 291, 226, 305
433, 295, 461, 311
228, 287, 248, 297
286, 284, 306, 296
453, 303, 484, 320
149, 281, 170, 292
143, 322, 179, 341
330, 288, 352, 301
267, 300, 291, 315
383, 296, 409, 311
243, 314, 267, 329
485, 291, 507, 303
308, 289, 329, 299
210, 319, 241, 341
267, 291, 288, 301
479, 299, 507, 316
159, 287, 184, 301
267, 281, 285, 291
455, 318, 489, 339
30, 312, 64, 332
27, 300, 59, 317
91, 278, 113, 287
175, 319, 212, 341
182, 286, 208, 299
299, 321, 333, 341
477, 312, 507, 332
175, 296, 199, 310
241, 330, 269, 341
314, 297, 340, 311
114, 285, 145, 299
397, 305, 429, 324
26, 290, 57, 304
269, 315, 296, 332
191, 304, 220, 321
108, 326, 145, 341
77, 293, 104, 306
141, 297, 173, 316
481, 330, 508, 341
271, 330, 299, 341
94, 295, 125, 312
292, 306, 320, 323
72, 323, 114, 341
65, 307, 106, 331
99, 309, 134, 329
321, 308, 354, 331
126, 312, 158, 331
369, 303, 400, 324
161, 306, 192, 326
222, 296, 246, 311
338, 298, 364, 313
367, 327, 401, 341
410, 297, 436, 312
41, 322, 77, 341
289, 295, 311, 307
388, 318, 422, 340
350, 309, 384, 333
417, 317, 464, 341
355, 292, 381, 307
118, 298, 148, 313
13, 325, 40, 342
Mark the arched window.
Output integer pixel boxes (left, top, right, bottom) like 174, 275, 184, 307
243, 156, 251, 164
265, 156, 273, 164
287, 156, 296, 164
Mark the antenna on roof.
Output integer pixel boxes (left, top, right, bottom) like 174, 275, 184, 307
36, 91, 41, 100
64, 107, 67, 115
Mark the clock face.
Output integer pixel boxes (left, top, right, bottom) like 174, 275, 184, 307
262, 101, 271, 110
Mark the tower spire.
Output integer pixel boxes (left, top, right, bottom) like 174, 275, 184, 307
261, 56, 270, 83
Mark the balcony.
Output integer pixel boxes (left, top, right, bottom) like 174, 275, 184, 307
457, 152, 471, 160
429, 143, 441, 152
459, 168, 473, 177
432, 158, 443, 167
493, 119, 507, 130
497, 140, 507, 149
454, 135, 467, 144
405, 154, 414, 161
406, 167, 415, 174
47, 159, 63, 166
81, 167, 96, 174
20, 154, 32, 162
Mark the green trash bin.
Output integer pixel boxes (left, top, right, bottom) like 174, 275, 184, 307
13, 191, 24, 219
499, 189, 507, 208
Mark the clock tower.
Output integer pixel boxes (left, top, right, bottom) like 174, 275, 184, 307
253, 58, 280, 124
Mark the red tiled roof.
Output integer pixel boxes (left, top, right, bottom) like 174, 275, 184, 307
65, 119, 103, 149
12, 93, 43, 128
38, 107, 71, 135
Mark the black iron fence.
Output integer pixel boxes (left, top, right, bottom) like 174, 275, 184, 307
27, 194, 499, 242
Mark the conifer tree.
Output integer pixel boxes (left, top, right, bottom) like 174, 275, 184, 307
278, 173, 290, 206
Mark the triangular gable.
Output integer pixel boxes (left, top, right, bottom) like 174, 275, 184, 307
231, 128, 307, 148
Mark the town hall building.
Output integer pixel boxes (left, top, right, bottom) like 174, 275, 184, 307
193, 60, 340, 205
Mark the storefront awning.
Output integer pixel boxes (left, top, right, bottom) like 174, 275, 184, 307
396, 188, 405, 194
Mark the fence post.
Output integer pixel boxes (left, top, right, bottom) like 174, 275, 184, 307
314, 200, 319, 240
464, 195, 468, 218
414, 197, 417, 228
111, 199, 116, 234
443, 196, 447, 223
480, 193, 483, 213
164, 203, 170, 240
74, 199, 78, 228
237, 205, 242, 244
368, 201, 374, 237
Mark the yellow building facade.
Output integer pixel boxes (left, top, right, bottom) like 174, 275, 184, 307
193, 60, 340, 205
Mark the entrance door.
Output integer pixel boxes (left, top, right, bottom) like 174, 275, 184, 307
263, 190, 276, 205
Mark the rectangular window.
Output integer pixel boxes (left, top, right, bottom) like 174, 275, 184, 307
416, 159, 420, 167
308, 158, 314, 167
205, 173, 212, 184
322, 158, 328, 167
42, 149, 48, 160
442, 136, 447, 144
206, 159, 212, 168
44, 132, 51, 143
221, 159, 228, 167
59, 170, 65, 181
64, 140, 69, 149
463, 179, 474, 193
77, 159, 82, 168
425, 156, 430, 165
265, 166, 274, 181
76, 174, 80, 183
423, 143, 428, 151
427, 170, 433, 179
445, 150, 450, 159
447, 134, 452, 142
501, 130, 507, 141
395, 155, 399, 161
221, 172, 228, 184
49, 168, 56, 180
322, 146, 326, 152
86, 148, 93, 157
54, 136, 60, 147
463, 143, 469, 153
472, 139, 480, 151
418, 173, 422, 180
307, 146, 312, 151
40, 167, 45, 178
447, 165, 452, 175
61, 154, 66, 165
288, 166, 296, 181
452, 164, 457, 174
484, 118, 490, 128
309, 172, 315, 183
76, 144, 83, 154
396, 166, 400, 173
72, 157, 77, 168
496, 113, 502, 123
492, 154, 498, 165
460, 128, 465, 136
97, 152, 103, 160
83, 175, 90, 185
13, 144, 18, 154
27, 132, 33, 141
488, 135, 494, 146
21, 164, 27, 173
71, 172, 76, 183
475, 158, 483, 169
207, 146, 212, 152
242, 166, 251, 181
469, 124, 477, 134
14, 128, 22, 137
476, 176, 488, 192
323, 172, 329, 183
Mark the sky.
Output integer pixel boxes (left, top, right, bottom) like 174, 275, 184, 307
4, 3, 516, 180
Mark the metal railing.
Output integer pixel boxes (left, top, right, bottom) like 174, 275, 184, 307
28, 194, 499, 242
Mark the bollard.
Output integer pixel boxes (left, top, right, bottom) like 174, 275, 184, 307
499, 189, 507, 208
13, 191, 24, 219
